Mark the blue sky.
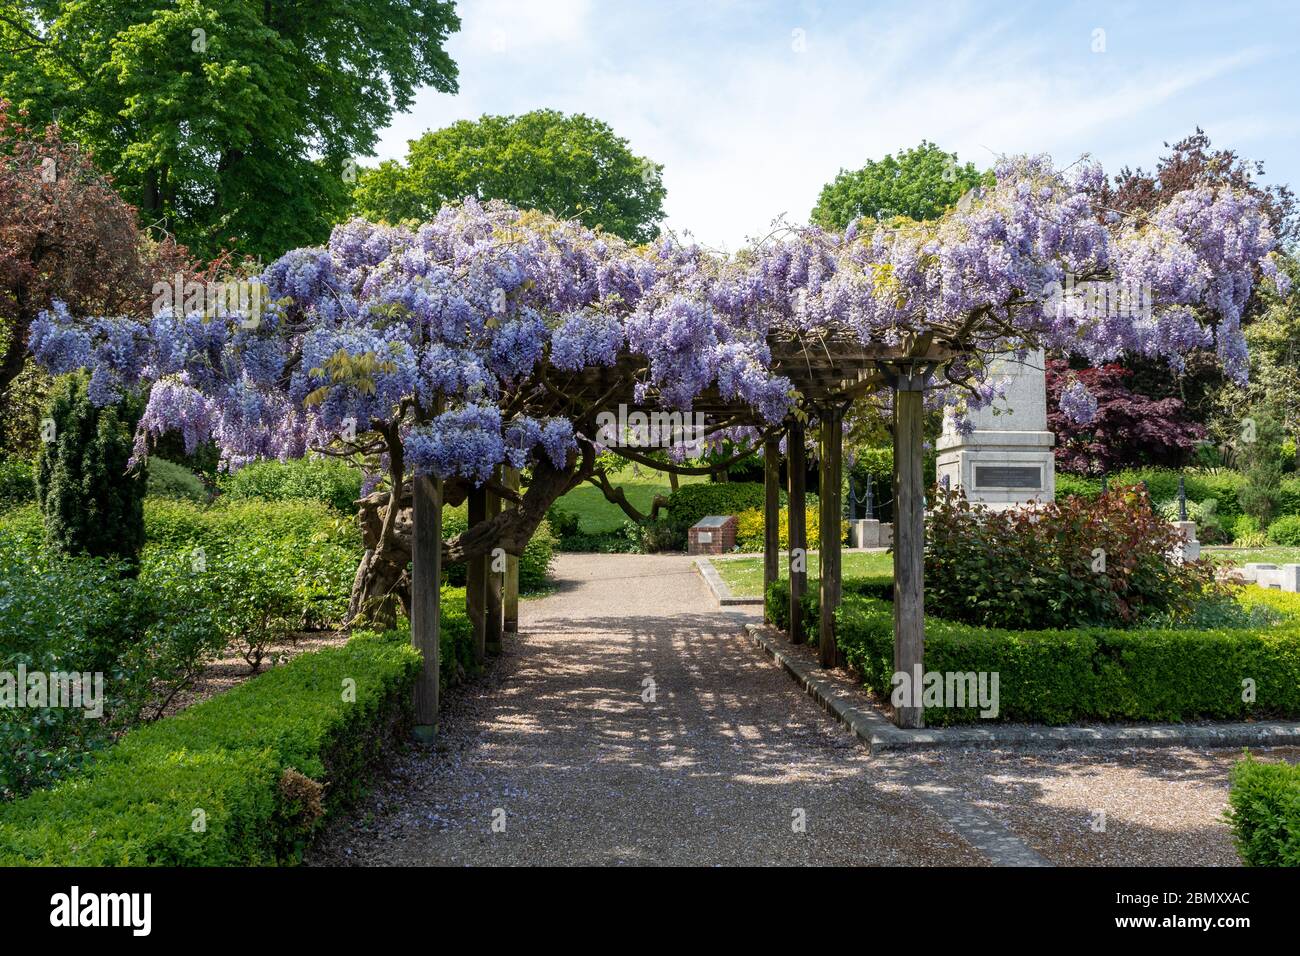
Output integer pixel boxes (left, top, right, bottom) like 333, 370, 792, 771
373, 0, 1300, 249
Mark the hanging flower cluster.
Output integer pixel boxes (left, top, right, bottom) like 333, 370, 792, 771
29, 155, 1283, 481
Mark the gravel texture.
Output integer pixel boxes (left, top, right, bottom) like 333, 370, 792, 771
307, 553, 1286, 867
307, 554, 982, 865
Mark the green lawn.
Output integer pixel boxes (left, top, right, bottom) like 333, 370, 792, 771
550, 465, 706, 533
710, 550, 894, 598
1204, 547, 1300, 566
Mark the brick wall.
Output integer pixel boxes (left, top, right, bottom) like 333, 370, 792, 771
688, 516, 738, 555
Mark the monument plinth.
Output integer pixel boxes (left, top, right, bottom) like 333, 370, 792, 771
936, 350, 1056, 510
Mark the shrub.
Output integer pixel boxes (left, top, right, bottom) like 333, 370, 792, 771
734, 503, 823, 552
0, 455, 35, 510
0, 634, 420, 864
1157, 497, 1228, 543
834, 594, 1300, 725
1277, 478, 1300, 519
441, 510, 555, 593
925, 486, 1219, 630
666, 482, 767, 534
146, 457, 208, 502
624, 517, 684, 553
219, 457, 364, 513
1267, 515, 1300, 546
1055, 473, 1102, 500
36, 372, 146, 567
545, 505, 581, 539
143, 499, 359, 627
764, 573, 894, 635
0, 531, 229, 799
1226, 755, 1300, 866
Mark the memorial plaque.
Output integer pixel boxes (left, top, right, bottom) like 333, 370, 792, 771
974, 465, 1041, 490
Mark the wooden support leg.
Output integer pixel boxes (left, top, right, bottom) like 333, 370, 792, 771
485, 471, 503, 654
893, 384, 926, 728
468, 485, 487, 666
411, 474, 442, 740
819, 406, 843, 669
787, 421, 807, 643
763, 436, 781, 622
503, 466, 520, 635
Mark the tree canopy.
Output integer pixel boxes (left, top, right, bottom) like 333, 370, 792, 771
0, 0, 461, 259
351, 110, 667, 243
0, 102, 192, 445
810, 140, 987, 230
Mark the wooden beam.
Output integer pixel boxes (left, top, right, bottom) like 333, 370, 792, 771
485, 470, 504, 654
502, 466, 520, 635
892, 383, 926, 728
467, 485, 487, 666
763, 436, 781, 620
787, 420, 807, 644
411, 473, 442, 739
818, 406, 844, 669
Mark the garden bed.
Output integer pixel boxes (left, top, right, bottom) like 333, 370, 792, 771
0, 629, 421, 865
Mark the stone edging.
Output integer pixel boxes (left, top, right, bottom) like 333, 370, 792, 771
693, 557, 763, 606
744, 621, 1300, 751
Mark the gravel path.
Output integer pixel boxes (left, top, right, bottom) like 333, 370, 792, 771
307, 553, 1275, 867
307, 554, 983, 865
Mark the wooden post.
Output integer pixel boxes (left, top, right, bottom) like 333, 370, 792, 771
467, 485, 487, 666
818, 406, 843, 669
763, 436, 781, 621
892, 375, 926, 728
485, 470, 503, 654
787, 420, 807, 643
411, 473, 442, 740
502, 466, 520, 635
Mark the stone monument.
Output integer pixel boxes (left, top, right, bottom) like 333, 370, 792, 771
936, 350, 1056, 510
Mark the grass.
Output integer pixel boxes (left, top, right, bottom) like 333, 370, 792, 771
710, 549, 894, 597
1204, 547, 1300, 565
550, 465, 706, 534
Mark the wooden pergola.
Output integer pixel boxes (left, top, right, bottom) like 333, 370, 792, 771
408, 331, 958, 737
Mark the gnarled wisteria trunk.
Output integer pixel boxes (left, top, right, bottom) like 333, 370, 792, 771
346, 454, 586, 627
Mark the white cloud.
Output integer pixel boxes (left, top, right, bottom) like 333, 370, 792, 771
373, 1, 1293, 249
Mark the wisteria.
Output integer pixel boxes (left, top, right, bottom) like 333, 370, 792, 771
27, 156, 1284, 493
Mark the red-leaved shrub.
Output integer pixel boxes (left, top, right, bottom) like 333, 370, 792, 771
925, 485, 1218, 630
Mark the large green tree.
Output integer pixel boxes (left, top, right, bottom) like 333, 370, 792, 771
351, 109, 667, 243
0, 0, 460, 259
810, 140, 986, 230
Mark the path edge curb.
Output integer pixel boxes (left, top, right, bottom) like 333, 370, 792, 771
694, 557, 763, 606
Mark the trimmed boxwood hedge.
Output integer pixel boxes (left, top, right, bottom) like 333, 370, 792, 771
764, 573, 894, 633
0, 633, 421, 866
666, 482, 768, 534
1227, 754, 1300, 866
833, 595, 1300, 726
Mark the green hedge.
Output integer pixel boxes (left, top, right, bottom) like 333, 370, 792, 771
0, 633, 421, 865
764, 573, 894, 634
218, 457, 364, 513
0, 456, 35, 510
833, 595, 1300, 725
147, 457, 208, 502
1227, 755, 1300, 866
666, 482, 767, 534
1055, 468, 1300, 525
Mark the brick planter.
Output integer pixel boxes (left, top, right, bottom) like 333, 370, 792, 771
688, 515, 737, 555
